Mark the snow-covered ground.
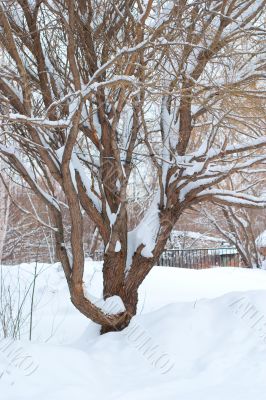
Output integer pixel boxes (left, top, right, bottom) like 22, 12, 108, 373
1, 261, 266, 399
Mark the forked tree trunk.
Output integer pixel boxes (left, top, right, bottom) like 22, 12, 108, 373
101, 252, 139, 334
100, 250, 159, 333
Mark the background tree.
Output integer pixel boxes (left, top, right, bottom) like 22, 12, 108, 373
0, 162, 10, 263
0, 0, 266, 332
202, 173, 266, 268
204, 204, 262, 268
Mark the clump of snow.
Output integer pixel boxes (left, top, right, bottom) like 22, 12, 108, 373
100, 295, 126, 314
83, 283, 126, 315
115, 240, 121, 252
126, 192, 160, 269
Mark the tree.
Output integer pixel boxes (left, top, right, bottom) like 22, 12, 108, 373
0, 162, 10, 263
204, 204, 262, 268
0, 0, 266, 332
1, 187, 57, 265
202, 173, 266, 268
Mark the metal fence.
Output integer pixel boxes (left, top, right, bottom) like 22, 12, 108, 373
90, 247, 242, 269
158, 247, 241, 269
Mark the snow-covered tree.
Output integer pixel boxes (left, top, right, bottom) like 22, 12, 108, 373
204, 204, 262, 268
0, 1, 266, 332
202, 169, 266, 268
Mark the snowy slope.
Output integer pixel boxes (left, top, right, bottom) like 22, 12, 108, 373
1, 262, 266, 399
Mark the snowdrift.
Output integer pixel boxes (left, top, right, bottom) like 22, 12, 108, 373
1, 263, 266, 399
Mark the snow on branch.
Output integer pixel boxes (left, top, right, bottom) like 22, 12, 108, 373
0, 144, 60, 211
197, 189, 266, 208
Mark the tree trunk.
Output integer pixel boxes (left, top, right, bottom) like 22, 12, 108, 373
0, 181, 10, 263
101, 251, 139, 333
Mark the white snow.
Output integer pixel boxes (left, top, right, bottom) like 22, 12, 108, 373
115, 240, 121, 252
207, 247, 238, 255
170, 230, 222, 244
71, 152, 102, 212
100, 295, 125, 314
83, 282, 126, 315
256, 231, 266, 248
126, 192, 160, 269
1, 261, 266, 399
